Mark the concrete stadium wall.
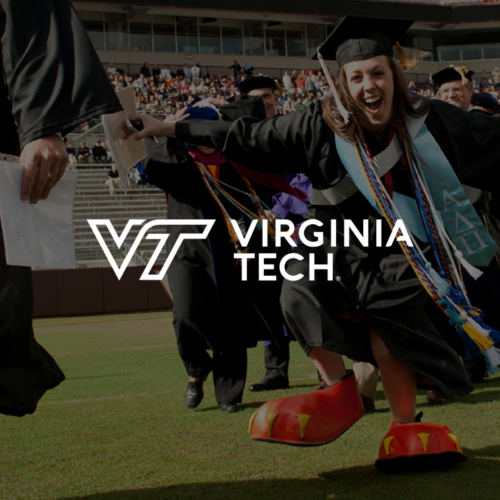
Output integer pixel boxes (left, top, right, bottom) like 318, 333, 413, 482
32, 266, 172, 318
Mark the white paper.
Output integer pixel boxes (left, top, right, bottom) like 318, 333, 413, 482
0, 156, 78, 269
102, 87, 147, 191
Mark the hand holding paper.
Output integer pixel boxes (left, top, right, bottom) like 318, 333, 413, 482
102, 87, 147, 190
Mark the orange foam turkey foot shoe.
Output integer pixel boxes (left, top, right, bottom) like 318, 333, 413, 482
248, 370, 364, 446
375, 412, 466, 472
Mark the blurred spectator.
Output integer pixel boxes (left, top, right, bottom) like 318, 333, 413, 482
140, 62, 151, 78
492, 67, 500, 87
305, 74, 316, 93
107, 63, 116, 76
229, 60, 241, 78
152, 64, 161, 84
284, 96, 294, 113
161, 65, 171, 80
105, 140, 113, 162
66, 140, 77, 165
183, 63, 191, 80
294, 97, 304, 111
92, 141, 107, 164
425, 73, 434, 97
105, 163, 120, 194
77, 142, 92, 164
296, 73, 305, 94
191, 63, 200, 85
244, 63, 254, 77
283, 71, 292, 91
315, 71, 325, 91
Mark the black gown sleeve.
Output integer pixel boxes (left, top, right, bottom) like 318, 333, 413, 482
427, 100, 500, 192
175, 101, 331, 175
143, 138, 198, 193
0, 0, 122, 149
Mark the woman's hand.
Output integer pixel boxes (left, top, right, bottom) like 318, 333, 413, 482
163, 106, 190, 123
122, 108, 189, 140
194, 97, 226, 108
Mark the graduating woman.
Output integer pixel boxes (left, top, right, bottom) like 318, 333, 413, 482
127, 17, 500, 471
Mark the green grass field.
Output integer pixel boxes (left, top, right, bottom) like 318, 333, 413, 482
1, 312, 499, 500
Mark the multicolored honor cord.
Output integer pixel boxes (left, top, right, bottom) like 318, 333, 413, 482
354, 131, 500, 372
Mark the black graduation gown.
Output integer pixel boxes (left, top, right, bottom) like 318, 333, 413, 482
0, 0, 122, 416
175, 99, 500, 398
144, 139, 287, 354
144, 139, 287, 402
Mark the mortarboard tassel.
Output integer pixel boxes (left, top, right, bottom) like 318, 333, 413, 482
317, 48, 350, 125
449, 65, 470, 85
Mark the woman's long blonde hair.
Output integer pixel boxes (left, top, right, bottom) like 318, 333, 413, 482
321, 56, 430, 147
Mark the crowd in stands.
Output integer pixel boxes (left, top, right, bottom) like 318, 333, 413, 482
105, 60, 334, 116
68, 60, 500, 171
105, 60, 500, 117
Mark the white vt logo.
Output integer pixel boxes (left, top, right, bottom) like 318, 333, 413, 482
87, 219, 215, 281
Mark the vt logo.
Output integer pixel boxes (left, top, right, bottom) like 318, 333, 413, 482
87, 219, 215, 280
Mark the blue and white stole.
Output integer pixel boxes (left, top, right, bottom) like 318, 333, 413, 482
333, 113, 497, 267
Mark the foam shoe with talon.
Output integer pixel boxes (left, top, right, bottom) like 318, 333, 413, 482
375, 412, 466, 472
248, 370, 364, 446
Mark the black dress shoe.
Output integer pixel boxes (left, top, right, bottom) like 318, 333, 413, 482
185, 379, 205, 409
248, 377, 289, 392
218, 401, 239, 413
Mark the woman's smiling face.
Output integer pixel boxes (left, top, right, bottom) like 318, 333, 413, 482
344, 55, 394, 135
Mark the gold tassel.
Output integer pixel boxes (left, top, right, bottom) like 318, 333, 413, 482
274, 79, 286, 95
462, 322, 494, 352
396, 42, 429, 72
449, 65, 470, 85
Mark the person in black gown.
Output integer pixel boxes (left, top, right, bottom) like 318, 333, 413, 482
126, 17, 500, 471
433, 66, 500, 389
0, 0, 122, 417
141, 97, 294, 413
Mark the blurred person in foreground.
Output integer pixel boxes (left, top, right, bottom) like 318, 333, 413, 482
0, 0, 121, 417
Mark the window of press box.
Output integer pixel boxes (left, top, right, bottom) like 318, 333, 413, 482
307, 24, 326, 58
286, 22, 306, 57
177, 16, 198, 53
265, 21, 286, 57
77, 10, 104, 50
199, 18, 221, 54
221, 19, 243, 55
244, 20, 264, 56
129, 14, 152, 52
104, 12, 128, 50
153, 15, 176, 52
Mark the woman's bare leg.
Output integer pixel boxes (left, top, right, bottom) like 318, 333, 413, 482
370, 329, 416, 423
309, 347, 347, 386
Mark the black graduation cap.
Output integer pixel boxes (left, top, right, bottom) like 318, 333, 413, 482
471, 92, 500, 112
433, 66, 474, 88
219, 95, 267, 121
238, 75, 279, 94
312, 16, 414, 67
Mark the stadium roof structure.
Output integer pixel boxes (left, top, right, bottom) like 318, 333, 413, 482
82, 0, 500, 23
